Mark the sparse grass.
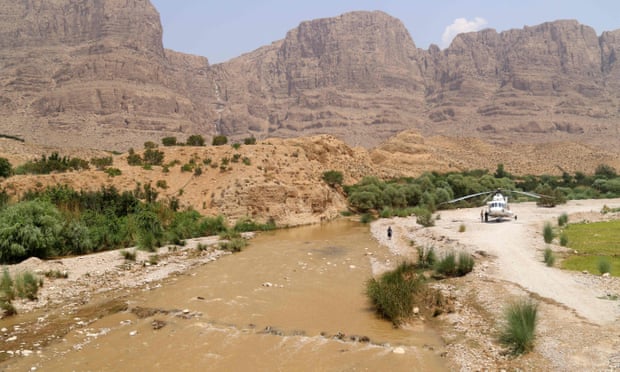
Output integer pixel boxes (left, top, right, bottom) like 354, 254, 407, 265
543, 222, 555, 244
458, 224, 466, 233
543, 247, 555, 267
196, 243, 209, 251
14, 271, 43, 300
121, 249, 137, 261
219, 238, 247, 252
44, 269, 69, 279
148, 255, 159, 266
499, 298, 538, 355
360, 213, 374, 224
365, 261, 422, 326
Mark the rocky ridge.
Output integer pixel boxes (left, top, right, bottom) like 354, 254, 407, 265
1, 1, 619, 153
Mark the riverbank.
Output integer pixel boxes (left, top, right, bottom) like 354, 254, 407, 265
370, 199, 620, 371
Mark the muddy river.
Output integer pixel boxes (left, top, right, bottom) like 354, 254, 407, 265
2, 220, 447, 371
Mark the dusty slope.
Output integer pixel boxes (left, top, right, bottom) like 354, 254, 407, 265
372, 200, 620, 371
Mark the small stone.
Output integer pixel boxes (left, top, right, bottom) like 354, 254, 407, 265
262, 282, 273, 287
129, 330, 138, 336
182, 309, 190, 314
1, 328, 7, 333
6, 336, 17, 342
349, 265, 356, 269
602, 272, 611, 278
21, 350, 33, 356
393, 346, 406, 354
413, 307, 420, 315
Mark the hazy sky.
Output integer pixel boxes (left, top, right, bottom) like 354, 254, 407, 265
150, 1, 620, 64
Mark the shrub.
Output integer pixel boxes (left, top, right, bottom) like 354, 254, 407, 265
244, 136, 257, 145
457, 252, 475, 276
14, 271, 42, 300
156, 180, 168, 189
242, 157, 251, 166
0, 268, 14, 302
598, 257, 611, 274
187, 135, 206, 146
219, 237, 247, 252
121, 249, 137, 261
558, 213, 569, 227
232, 143, 241, 150
127, 148, 142, 166
162, 136, 177, 146
417, 246, 437, 269
365, 262, 421, 326
543, 222, 555, 244
0, 157, 12, 178
44, 269, 69, 279
543, 247, 555, 267
90, 156, 113, 170
360, 213, 374, 224
104, 167, 122, 177
211, 135, 228, 146
414, 207, 434, 227
499, 298, 538, 354
322, 170, 344, 187
434, 252, 457, 276
559, 232, 568, 247
458, 224, 466, 233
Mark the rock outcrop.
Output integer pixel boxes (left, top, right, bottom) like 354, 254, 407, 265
1, 1, 619, 152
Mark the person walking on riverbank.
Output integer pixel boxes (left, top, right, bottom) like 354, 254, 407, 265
387, 226, 393, 240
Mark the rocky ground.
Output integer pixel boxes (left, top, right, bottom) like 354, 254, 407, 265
371, 199, 620, 371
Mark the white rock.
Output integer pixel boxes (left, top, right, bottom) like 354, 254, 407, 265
1, 328, 7, 333
182, 309, 190, 314
21, 350, 33, 356
349, 265, 356, 269
413, 307, 420, 315
392, 346, 406, 354
602, 272, 611, 278
262, 282, 273, 287
6, 336, 17, 342
129, 330, 138, 336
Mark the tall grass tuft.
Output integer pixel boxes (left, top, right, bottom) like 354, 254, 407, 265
543, 222, 555, 244
558, 213, 569, 227
434, 252, 457, 277
598, 257, 611, 274
543, 247, 555, 267
417, 246, 437, 269
559, 232, 569, 247
457, 252, 475, 276
499, 298, 538, 354
14, 271, 42, 301
365, 262, 421, 326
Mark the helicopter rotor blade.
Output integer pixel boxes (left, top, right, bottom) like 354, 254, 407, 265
443, 191, 493, 204
503, 190, 544, 199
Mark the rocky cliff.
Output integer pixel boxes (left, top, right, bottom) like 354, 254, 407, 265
1, 1, 619, 152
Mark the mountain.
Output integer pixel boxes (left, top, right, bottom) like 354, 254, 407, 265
1, 1, 619, 152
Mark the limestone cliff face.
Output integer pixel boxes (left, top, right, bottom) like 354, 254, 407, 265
1, 1, 620, 152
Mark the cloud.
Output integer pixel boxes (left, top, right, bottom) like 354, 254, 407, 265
441, 17, 488, 48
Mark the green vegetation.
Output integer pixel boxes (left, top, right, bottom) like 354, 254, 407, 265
366, 262, 422, 325
0, 157, 13, 178
543, 247, 555, 267
558, 213, 569, 227
322, 170, 344, 187
211, 135, 228, 146
561, 220, 620, 276
14, 152, 89, 175
244, 136, 257, 145
542, 222, 555, 244
187, 134, 206, 146
162, 136, 177, 146
0, 268, 43, 315
499, 298, 538, 355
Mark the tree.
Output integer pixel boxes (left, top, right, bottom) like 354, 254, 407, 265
322, 170, 343, 187
594, 164, 617, 179
0, 157, 12, 178
186, 135, 205, 146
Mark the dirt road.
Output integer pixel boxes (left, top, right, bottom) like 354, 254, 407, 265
371, 198, 620, 370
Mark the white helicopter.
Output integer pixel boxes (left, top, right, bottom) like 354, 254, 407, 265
444, 189, 542, 222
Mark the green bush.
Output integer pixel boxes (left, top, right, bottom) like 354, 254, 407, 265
543, 247, 555, 267
417, 246, 436, 269
219, 237, 247, 252
414, 207, 434, 227
211, 135, 228, 146
14, 271, 42, 300
598, 257, 611, 274
365, 262, 421, 326
121, 249, 137, 261
457, 252, 475, 276
559, 232, 568, 247
434, 252, 457, 276
104, 167, 122, 177
244, 136, 257, 145
499, 299, 538, 354
143, 148, 164, 166
187, 134, 206, 146
360, 213, 374, 224
558, 213, 569, 227
322, 170, 344, 187
543, 222, 555, 244
162, 136, 177, 146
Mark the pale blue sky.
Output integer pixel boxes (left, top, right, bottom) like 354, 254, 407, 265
150, 1, 620, 64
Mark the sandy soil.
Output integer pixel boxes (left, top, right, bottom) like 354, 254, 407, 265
371, 199, 620, 371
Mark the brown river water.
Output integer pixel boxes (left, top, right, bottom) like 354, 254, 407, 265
2, 220, 447, 371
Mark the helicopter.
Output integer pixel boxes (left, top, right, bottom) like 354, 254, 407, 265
443, 189, 543, 222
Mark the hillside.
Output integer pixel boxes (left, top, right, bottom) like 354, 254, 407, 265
0, 1, 619, 153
